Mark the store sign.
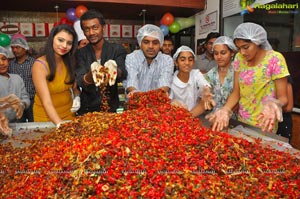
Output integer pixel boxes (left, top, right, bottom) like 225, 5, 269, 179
198, 11, 218, 35
222, 0, 275, 17
0, 24, 20, 35
249, 2, 299, 15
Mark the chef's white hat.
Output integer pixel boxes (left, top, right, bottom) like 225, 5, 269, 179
10, 38, 29, 50
73, 20, 86, 42
213, 36, 237, 52
137, 24, 164, 47
173, 45, 195, 61
0, 46, 9, 58
233, 22, 272, 50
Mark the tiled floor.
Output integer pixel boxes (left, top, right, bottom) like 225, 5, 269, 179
291, 113, 300, 150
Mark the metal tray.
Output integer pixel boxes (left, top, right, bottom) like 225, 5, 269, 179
0, 122, 55, 148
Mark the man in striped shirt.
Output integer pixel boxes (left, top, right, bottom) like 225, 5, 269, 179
125, 24, 174, 96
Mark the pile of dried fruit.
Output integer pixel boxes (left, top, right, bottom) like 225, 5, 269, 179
0, 89, 299, 198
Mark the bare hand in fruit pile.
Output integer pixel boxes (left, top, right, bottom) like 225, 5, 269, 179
91, 60, 118, 87
0, 112, 12, 136
257, 98, 283, 132
56, 120, 71, 129
201, 86, 216, 110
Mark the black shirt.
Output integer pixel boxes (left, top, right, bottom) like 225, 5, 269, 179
75, 40, 127, 115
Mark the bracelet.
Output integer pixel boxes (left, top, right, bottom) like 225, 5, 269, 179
83, 74, 93, 85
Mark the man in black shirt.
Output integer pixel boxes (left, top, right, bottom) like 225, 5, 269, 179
75, 9, 127, 115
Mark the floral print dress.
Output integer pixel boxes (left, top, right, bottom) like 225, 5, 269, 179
233, 50, 289, 131
205, 65, 236, 119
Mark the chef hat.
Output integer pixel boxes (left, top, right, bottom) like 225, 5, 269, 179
137, 24, 164, 47
233, 22, 272, 50
213, 36, 237, 52
0, 46, 9, 58
73, 20, 86, 42
10, 38, 29, 50
173, 45, 195, 61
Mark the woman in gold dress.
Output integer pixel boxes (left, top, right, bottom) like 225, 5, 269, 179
32, 24, 79, 127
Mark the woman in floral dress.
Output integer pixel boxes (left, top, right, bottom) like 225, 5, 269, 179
205, 36, 237, 119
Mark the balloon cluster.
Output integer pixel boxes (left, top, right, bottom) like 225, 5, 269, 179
159, 12, 195, 35
54, 5, 88, 27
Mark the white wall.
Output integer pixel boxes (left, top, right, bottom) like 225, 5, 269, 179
223, 15, 243, 37
194, 0, 220, 52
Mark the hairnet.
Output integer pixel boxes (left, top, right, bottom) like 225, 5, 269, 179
233, 22, 272, 50
6, 46, 15, 59
73, 20, 86, 42
0, 46, 9, 58
10, 38, 29, 50
173, 45, 195, 61
137, 24, 164, 47
213, 36, 237, 52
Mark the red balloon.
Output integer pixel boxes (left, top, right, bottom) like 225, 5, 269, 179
160, 12, 174, 26
53, 21, 61, 27
60, 17, 69, 24
75, 5, 88, 18
60, 17, 73, 26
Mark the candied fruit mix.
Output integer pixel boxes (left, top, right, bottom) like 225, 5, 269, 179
0, 89, 299, 198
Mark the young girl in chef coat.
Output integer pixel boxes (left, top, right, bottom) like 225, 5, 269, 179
169, 46, 212, 117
